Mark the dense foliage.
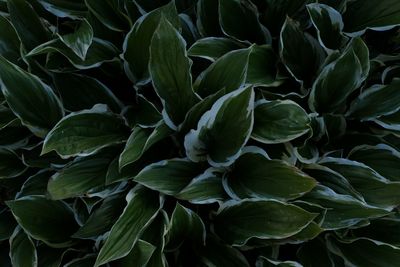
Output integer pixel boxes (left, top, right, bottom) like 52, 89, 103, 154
1, 0, 400, 266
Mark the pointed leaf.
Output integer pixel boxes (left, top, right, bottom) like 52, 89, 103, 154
252, 100, 310, 144
188, 37, 242, 61
149, 17, 199, 128
194, 47, 252, 97
0, 148, 27, 179
184, 86, 254, 167
6, 196, 79, 246
224, 150, 316, 201
37, 0, 87, 19
42, 105, 129, 158
123, 1, 179, 85
58, 19, 93, 60
9, 227, 37, 267
94, 186, 162, 266
134, 158, 204, 195
214, 199, 316, 245
0, 55, 64, 137
85, 0, 129, 31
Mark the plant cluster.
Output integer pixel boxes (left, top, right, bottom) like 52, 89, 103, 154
1, 0, 400, 266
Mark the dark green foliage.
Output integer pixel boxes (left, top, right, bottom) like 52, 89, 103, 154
1, 0, 400, 266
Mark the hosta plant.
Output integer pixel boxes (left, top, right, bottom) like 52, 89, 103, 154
1, 0, 400, 266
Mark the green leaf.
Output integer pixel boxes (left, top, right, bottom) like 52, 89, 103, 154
320, 157, 400, 210
94, 186, 162, 266
36, 0, 87, 19
85, 0, 129, 31
246, 45, 279, 87
123, 1, 179, 85
194, 47, 252, 97
219, 0, 270, 44
188, 37, 242, 61
307, 3, 347, 50
58, 19, 93, 60
308, 48, 362, 113
72, 194, 126, 239
302, 185, 389, 230
348, 144, 400, 182
327, 237, 400, 267
346, 79, 400, 120
184, 86, 254, 167
7, 0, 51, 50
213, 199, 316, 245
122, 95, 162, 128
224, 149, 316, 200
134, 158, 205, 195
53, 73, 122, 113
0, 55, 64, 137
119, 122, 172, 169
27, 38, 119, 70
17, 170, 52, 197
252, 100, 310, 144
42, 105, 129, 158
6, 196, 78, 246
116, 240, 156, 267
9, 227, 37, 267
303, 164, 364, 201
196, 0, 222, 37
0, 211, 16, 241
149, 16, 199, 128
47, 153, 113, 200
198, 235, 250, 267
0, 14, 21, 64
0, 148, 27, 179
165, 203, 205, 250
280, 17, 326, 85
259, 0, 309, 36
343, 0, 400, 36
176, 167, 227, 204
346, 37, 370, 82
373, 110, 400, 131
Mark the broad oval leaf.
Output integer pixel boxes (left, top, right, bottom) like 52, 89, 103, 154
176, 167, 227, 204
280, 17, 326, 85
184, 86, 254, 167
213, 199, 316, 245
42, 105, 129, 158
308, 48, 362, 113
302, 185, 389, 230
149, 16, 199, 129
252, 100, 310, 144
6, 196, 79, 246
0, 55, 64, 137
320, 157, 400, 210
48, 153, 114, 200
224, 150, 316, 201
123, 1, 179, 85
134, 158, 205, 195
346, 79, 400, 120
246, 45, 278, 87
193, 47, 252, 97
94, 186, 162, 266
